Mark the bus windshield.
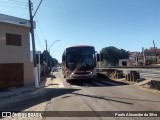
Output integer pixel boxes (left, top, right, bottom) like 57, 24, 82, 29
66, 47, 96, 70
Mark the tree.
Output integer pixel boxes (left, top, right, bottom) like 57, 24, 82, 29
100, 46, 129, 66
42, 50, 58, 67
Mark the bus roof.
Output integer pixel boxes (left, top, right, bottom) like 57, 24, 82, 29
65, 45, 94, 49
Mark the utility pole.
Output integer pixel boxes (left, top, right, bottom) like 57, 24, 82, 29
142, 47, 145, 66
45, 40, 48, 73
135, 56, 138, 66
153, 40, 157, 64
28, 0, 39, 88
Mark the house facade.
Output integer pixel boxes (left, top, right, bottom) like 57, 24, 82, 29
144, 47, 160, 65
0, 13, 34, 89
119, 59, 129, 67
128, 52, 143, 66
119, 52, 144, 67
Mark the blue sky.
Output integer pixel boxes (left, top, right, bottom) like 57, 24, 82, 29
0, 0, 160, 62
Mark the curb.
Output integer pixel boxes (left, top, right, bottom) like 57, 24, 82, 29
150, 80, 160, 90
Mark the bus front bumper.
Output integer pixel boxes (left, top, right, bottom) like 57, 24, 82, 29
66, 71, 97, 80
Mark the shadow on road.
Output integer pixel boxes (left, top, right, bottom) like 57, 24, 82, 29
97, 73, 129, 85
44, 74, 56, 80
0, 88, 80, 112
101, 95, 160, 103
66, 76, 128, 87
70, 92, 160, 105
71, 92, 133, 105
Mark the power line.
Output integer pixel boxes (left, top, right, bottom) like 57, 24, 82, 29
35, 16, 46, 40
35, 16, 46, 51
33, 0, 43, 18
0, 4, 28, 9
35, 29, 45, 50
7, 0, 28, 4
37, 20, 46, 40
0, 0, 28, 6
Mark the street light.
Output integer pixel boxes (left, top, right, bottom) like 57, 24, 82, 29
45, 40, 60, 63
45, 40, 60, 73
48, 40, 60, 53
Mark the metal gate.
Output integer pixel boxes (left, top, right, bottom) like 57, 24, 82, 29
0, 63, 24, 89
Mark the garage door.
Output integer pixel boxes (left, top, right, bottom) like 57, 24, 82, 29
0, 63, 24, 89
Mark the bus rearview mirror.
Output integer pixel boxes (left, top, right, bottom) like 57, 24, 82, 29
62, 55, 66, 61
97, 53, 103, 62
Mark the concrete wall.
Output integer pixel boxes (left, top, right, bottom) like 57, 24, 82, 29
0, 22, 34, 85
119, 59, 129, 67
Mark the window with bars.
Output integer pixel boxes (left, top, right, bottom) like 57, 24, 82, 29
6, 33, 22, 46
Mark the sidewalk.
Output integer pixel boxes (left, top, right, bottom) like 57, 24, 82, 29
0, 73, 59, 111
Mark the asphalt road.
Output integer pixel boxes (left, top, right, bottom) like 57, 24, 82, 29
118, 68, 160, 80
43, 71, 160, 120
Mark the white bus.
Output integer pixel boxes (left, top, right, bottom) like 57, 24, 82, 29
62, 45, 99, 80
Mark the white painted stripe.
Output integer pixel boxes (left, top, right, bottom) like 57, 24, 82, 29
101, 80, 119, 86
59, 82, 64, 88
